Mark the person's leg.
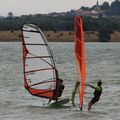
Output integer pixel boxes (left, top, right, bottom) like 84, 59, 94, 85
48, 99, 52, 104
88, 100, 93, 111
71, 89, 76, 106
88, 98, 95, 111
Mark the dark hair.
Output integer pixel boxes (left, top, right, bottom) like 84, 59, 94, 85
97, 80, 102, 86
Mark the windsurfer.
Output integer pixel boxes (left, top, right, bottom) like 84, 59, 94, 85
86, 80, 102, 111
48, 79, 65, 103
58, 79, 65, 97
55, 70, 65, 97
71, 80, 102, 111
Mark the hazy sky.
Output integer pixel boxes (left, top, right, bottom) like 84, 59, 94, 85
0, 0, 113, 16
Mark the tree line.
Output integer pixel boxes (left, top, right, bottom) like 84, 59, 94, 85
0, 15, 120, 42
0, 15, 120, 31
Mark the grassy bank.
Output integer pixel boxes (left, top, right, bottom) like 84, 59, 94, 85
0, 30, 120, 42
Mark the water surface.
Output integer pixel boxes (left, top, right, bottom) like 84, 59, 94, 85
0, 42, 120, 120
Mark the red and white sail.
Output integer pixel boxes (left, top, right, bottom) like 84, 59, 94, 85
22, 24, 59, 100
74, 16, 86, 110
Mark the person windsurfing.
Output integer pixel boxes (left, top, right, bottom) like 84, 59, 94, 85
48, 69, 65, 103
58, 79, 65, 97
71, 80, 102, 111
48, 78, 65, 103
86, 80, 102, 111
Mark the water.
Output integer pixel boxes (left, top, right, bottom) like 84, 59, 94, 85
0, 42, 120, 120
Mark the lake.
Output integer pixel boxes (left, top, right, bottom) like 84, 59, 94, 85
0, 42, 120, 120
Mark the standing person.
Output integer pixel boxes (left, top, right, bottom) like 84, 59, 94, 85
55, 70, 65, 98
48, 78, 65, 103
71, 80, 102, 111
86, 80, 102, 111
58, 79, 65, 97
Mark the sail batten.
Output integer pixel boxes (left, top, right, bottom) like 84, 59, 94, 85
25, 43, 47, 45
74, 16, 86, 110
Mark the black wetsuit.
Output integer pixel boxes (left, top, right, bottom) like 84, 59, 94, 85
58, 79, 65, 97
91, 86, 102, 104
59, 85, 64, 97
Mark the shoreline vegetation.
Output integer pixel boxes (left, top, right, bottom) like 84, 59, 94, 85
0, 30, 120, 42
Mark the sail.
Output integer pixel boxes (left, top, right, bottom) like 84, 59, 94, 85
74, 16, 86, 110
22, 24, 59, 100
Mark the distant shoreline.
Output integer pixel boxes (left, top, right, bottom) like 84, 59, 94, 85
0, 31, 120, 42
0, 38, 21, 42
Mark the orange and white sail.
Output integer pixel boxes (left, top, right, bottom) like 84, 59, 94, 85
74, 16, 86, 110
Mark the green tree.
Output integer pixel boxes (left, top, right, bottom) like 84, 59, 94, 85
7, 12, 14, 18
81, 6, 90, 11
101, 2, 110, 10
111, 0, 120, 10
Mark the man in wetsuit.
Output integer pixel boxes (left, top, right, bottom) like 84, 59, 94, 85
55, 70, 65, 98
58, 79, 65, 97
86, 80, 102, 111
48, 78, 65, 103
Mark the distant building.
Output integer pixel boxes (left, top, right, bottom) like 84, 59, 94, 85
91, 0, 104, 18
74, 0, 104, 18
91, 10, 99, 18
94, 0, 103, 12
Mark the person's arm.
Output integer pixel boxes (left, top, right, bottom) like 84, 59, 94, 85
85, 84, 95, 89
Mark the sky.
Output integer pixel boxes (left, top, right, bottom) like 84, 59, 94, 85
0, 0, 113, 16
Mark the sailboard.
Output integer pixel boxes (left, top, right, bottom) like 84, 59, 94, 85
48, 98, 70, 107
74, 16, 86, 110
22, 24, 60, 102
